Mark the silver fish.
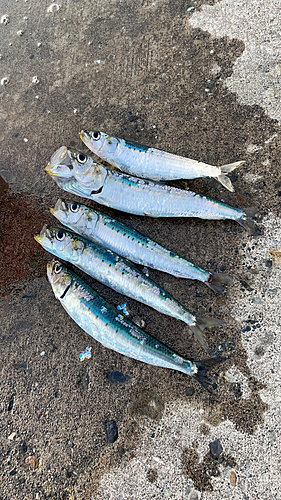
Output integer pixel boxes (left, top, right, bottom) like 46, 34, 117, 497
35, 225, 226, 352
47, 259, 222, 392
51, 198, 233, 294
80, 130, 244, 192
45, 146, 261, 235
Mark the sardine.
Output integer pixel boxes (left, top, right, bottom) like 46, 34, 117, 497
47, 259, 223, 391
45, 146, 261, 235
51, 198, 233, 294
35, 225, 226, 352
80, 130, 244, 192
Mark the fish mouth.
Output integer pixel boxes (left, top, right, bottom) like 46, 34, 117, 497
50, 198, 67, 219
80, 130, 94, 150
34, 224, 53, 248
45, 146, 74, 177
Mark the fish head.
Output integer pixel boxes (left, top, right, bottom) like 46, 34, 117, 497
80, 130, 119, 159
67, 149, 108, 191
50, 199, 99, 233
45, 146, 75, 178
47, 259, 72, 299
46, 147, 107, 194
34, 225, 85, 262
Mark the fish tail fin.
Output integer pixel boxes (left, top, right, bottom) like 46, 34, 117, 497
205, 272, 234, 294
216, 161, 245, 192
191, 356, 224, 393
190, 315, 226, 353
220, 161, 245, 174
236, 208, 262, 235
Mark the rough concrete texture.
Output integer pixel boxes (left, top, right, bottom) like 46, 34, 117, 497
190, 0, 281, 122
0, 0, 281, 499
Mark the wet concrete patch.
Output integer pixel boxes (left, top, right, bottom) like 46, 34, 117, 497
127, 389, 165, 421
0, 175, 52, 296
181, 443, 236, 492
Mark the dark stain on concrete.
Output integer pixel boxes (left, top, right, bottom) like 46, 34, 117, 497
0, 0, 280, 497
127, 389, 165, 421
0, 175, 52, 296
181, 445, 236, 491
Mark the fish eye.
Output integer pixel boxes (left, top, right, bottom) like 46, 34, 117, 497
70, 202, 79, 213
77, 153, 87, 164
91, 131, 101, 141
56, 230, 65, 241
54, 262, 62, 274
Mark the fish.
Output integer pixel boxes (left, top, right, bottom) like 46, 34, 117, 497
47, 259, 223, 392
45, 146, 261, 235
35, 225, 226, 352
51, 198, 233, 294
80, 130, 245, 192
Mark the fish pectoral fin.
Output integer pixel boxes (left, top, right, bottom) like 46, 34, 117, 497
143, 211, 158, 217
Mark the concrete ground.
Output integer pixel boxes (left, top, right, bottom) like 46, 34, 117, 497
0, 0, 280, 498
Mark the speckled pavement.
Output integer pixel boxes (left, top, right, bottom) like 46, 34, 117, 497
0, 1, 280, 499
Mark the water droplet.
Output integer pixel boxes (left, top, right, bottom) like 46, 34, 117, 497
32, 75, 39, 85
1, 77, 9, 86
17, 30, 24, 36
1, 15, 10, 25
47, 3, 61, 13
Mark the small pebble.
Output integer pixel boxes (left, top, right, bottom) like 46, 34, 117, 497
185, 387, 195, 397
73, 108, 79, 114
47, 3, 61, 13
17, 30, 24, 36
23, 138, 28, 142
229, 470, 237, 487
21, 443, 28, 453
40, 351, 45, 356
1, 14, 10, 25
25, 455, 38, 469
147, 468, 158, 483
32, 75, 39, 85
37, 42, 42, 47
8, 432, 16, 440
209, 439, 223, 459
106, 420, 118, 443
107, 370, 131, 384
132, 315, 145, 328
